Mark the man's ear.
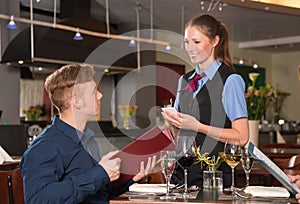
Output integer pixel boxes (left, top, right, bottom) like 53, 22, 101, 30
72, 96, 81, 109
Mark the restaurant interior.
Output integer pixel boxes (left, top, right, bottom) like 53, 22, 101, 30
0, 0, 300, 203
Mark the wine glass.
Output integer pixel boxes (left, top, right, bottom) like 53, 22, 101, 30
175, 136, 197, 199
160, 150, 176, 200
241, 148, 254, 188
223, 139, 242, 192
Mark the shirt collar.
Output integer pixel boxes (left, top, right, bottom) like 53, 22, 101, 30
53, 115, 94, 144
192, 60, 221, 80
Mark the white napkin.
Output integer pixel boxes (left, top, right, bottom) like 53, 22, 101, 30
244, 186, 290, 198
129, 184, 174, 194
0, 145, 14, 164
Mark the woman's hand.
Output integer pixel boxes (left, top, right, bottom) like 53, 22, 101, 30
162, 111, 200, 132
132, 156, 157, 182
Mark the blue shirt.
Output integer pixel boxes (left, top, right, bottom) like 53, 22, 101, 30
20, 116, 134, 204
174, 61, 248, 121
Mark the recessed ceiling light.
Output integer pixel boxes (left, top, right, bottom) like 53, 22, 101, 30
18, 60, 24, 64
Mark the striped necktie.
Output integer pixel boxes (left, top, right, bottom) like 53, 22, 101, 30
180, 72, 206, 93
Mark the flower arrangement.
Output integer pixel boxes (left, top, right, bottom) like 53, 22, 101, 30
195, 146, 224, 171
245, 73, 276, 120
23, 105, 45, 121
118, 105, 138, 129
195, 146, 224, 189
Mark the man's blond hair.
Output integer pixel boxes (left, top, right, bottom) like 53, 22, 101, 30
45, 64, 95, 112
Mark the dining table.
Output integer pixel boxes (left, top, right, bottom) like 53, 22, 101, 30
109, 187, 298, 204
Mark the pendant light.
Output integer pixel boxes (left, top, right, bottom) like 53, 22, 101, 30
73, 28, 83, 40
6, 15, 17, 29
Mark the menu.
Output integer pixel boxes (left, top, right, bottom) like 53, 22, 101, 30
111, 126, 175, 188
248, 142, 299, 195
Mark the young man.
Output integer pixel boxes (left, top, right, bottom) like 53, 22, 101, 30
21, 64, 155, 203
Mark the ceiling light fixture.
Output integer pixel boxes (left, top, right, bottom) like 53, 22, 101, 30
73, 28, 83, 40
0, 13, 169, 47
150, 0, 154, 40
135, 3, 142, 70
53, 0, 57, 27
201, 1, 205, 10
181, 6, 185, 48
105, 0, 110, 36
6, 15, 17, 29
165, 45, 172, 52
128, 39, 136, 47
218, 2, 223, 11
253, 63, 259, 69
239, 59, 244, 65
249, 0, 300, 9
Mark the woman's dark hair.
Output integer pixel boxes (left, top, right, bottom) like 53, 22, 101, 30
186, 14, 234, 70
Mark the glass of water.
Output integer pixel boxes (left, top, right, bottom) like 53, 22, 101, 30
160, 150, 176, 200
241, 148, 254, 187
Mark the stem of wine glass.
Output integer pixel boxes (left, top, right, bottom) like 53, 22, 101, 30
231, 167, 235, 191
166, 176, 170, 196
246, 172, 249, 187
184, 168, 188, 194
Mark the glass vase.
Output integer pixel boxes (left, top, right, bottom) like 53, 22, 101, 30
203, 170, 223, 190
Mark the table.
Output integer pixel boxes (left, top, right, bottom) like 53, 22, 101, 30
110, 188, 297, 204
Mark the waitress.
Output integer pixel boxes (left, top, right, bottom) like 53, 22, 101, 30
162, 14, 249, 188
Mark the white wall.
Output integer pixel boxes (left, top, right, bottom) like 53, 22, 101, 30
0, 65, 20, 124
271, 51, 300, 121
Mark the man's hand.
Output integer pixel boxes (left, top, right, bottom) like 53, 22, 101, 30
289, 175, 300, 203
132, 156, 157, 182
99, 151, 121, 182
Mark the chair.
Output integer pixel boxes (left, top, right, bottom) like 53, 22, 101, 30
274, 154, 300, 175
0, 162, 24, 204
